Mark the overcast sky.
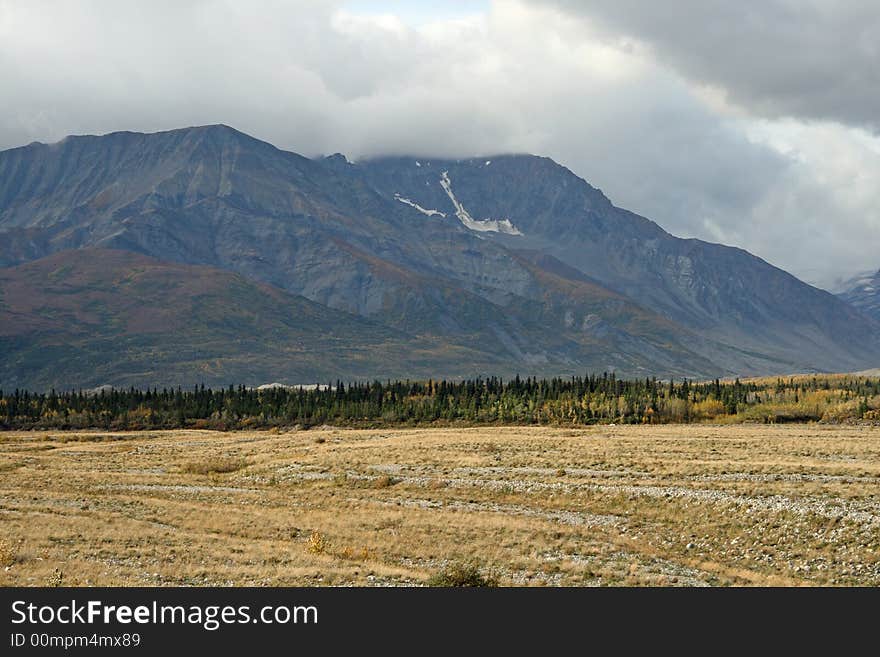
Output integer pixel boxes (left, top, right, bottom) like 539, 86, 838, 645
1, 0, 878, 289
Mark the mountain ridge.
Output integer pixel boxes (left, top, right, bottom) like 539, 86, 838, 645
1, 124, 878, 389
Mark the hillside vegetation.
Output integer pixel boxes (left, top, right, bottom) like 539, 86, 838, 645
2, 373, 879, 430
0, 249, 504, 388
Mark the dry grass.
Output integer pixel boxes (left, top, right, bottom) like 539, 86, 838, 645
180, 457, 249, 475
1, 425, 879, 586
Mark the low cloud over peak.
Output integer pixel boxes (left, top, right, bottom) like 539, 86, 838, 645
0, 0, 878, 288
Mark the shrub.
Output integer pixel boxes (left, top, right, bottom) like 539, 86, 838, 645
48, 569, 64, 587
692, 399, 725, 420
338, 546, 373, 561
0, 539, 15, 567
373, 474, 398, 489
427, 561, 499, 587
306, 531, 329, 554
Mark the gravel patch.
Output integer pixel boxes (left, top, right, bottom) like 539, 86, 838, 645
691, 472, 878, 484
276, 461, 880, 526
101, 484, 261, 494
363, 496, 622, 528
451, 465, 649, 478
542, 549, 712, 587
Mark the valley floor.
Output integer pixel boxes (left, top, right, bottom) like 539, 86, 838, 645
1, 425, 879, 586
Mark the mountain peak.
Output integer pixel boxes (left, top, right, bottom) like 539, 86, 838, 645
26, 124, 272, 153
323, 152, 351, 165
177, 123, 256, 140
164, 123, 280, 150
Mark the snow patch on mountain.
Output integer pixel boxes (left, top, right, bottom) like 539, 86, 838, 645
439, 171, 522, 235
394, 193, 446, 217
830, 269, 879, 294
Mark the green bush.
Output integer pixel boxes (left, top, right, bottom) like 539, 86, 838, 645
427, 561, 499, 587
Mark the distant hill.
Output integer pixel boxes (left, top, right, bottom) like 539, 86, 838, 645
837, 269, 880, 321
0, 249, 511, 389
1, 125, 879, 389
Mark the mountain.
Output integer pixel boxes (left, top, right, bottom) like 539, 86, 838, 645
0, 249, 719, 389
0, 249, 515, 389
357, 155, 880, 373
838, 269, 880, 321
0, 125, 878, 389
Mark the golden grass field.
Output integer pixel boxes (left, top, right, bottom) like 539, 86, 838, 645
1, 424, 879, 586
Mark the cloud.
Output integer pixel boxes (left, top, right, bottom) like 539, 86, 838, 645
533, 0, 880, 132
0, 0, 878, 288
740, 120, 880, 287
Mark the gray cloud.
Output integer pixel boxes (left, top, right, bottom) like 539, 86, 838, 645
534, 0, 880, 131
0, 0, 878, 288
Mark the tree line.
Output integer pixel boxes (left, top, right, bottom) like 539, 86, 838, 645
1, 373, 878, 430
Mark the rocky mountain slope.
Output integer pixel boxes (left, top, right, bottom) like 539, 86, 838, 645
838, 269, 880, 322
358, 154, 880, 373
0, 249, 516, 389
1, 125, 878, 389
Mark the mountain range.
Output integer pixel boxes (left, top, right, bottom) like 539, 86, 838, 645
1, 124, 878, 389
